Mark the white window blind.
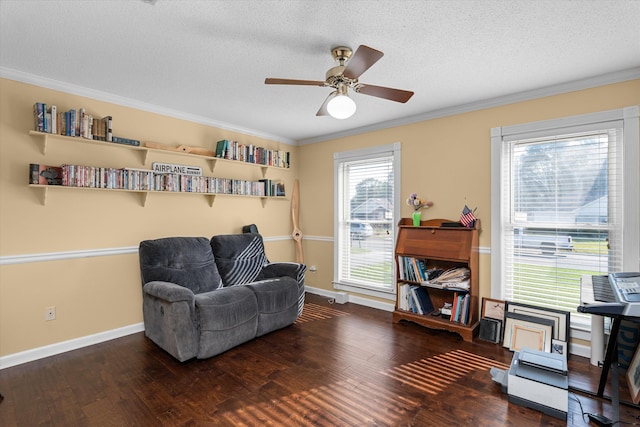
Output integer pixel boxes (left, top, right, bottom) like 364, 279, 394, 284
334, 143, 400, 297
501, 128, 623, 324
492, 106, 640, 332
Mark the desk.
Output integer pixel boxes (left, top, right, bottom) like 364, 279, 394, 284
578, 275, 640, 418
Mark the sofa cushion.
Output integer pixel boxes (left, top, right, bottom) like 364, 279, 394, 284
195, 286, 258, 358
139, 237, 223, 294
210, 233, 268, 286
245, 277, 299, 336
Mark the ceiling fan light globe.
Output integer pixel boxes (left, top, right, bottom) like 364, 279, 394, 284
327, 94, 356, 119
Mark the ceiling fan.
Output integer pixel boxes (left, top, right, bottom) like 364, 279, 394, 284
264, 45, 414, 119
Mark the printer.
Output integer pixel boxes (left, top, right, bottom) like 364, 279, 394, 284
507, 348, 568, 420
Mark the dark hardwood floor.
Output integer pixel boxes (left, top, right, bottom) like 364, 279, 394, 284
1, 293, 639, 426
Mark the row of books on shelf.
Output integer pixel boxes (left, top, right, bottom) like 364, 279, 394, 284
398, 284, 434, 315
397, 255, 430, 282
398, 284, 471, 324
34, 102, 119, 142
29, 164, 285, 196
34, 103, 290, 163
449, 292, 471, 324
397, 256, 470, 290
215, 139, 290, 168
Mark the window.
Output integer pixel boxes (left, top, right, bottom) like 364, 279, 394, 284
333, 143, 400, 299
491, 107, 639, 329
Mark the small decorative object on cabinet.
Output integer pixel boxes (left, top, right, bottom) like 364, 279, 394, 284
406, 193, 433, 226
393, 218, 480, 341
412, 210, 421, 226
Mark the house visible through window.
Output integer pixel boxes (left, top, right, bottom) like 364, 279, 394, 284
333, 143, 400, 299
491, 107, 639, 330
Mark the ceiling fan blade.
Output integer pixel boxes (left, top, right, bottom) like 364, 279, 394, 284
316, 92, 335, 116
342, 45, 384, 80
265, 78, 326, 86
356, 84, 414, 103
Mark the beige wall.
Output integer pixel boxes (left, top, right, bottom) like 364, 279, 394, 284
0, 78, 298, 356
297, 79, 640, 303
1, 76, 638, 359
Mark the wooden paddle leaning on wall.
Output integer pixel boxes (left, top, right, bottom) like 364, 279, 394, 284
291, 179, 304, 263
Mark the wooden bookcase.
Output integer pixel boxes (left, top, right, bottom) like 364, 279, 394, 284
393, 218, 480, 341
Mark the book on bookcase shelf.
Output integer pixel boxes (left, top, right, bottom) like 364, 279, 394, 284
397, 255, 433, 282
413, 286, 435, 315
398, 284, 435, 315
449, 292, 470, 324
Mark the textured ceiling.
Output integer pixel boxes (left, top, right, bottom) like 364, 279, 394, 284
1, 0, 639, 145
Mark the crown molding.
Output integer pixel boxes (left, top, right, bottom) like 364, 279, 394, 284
297, 67, 640, 145
4, 65, 637, 147
0, 66, 297, 146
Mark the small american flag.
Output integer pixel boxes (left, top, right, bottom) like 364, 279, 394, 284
460, 205, 476, 228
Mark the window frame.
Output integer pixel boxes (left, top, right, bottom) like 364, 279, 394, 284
333, 142, 401, 300
491, 106, 640, 332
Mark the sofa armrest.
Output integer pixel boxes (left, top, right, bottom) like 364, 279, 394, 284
259, 262, 306, 317
143, 281, 195, 304
259, 262, 307, 282
142, 280, 198, 362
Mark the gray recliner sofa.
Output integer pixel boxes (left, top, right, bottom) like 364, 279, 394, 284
138, 233, 306, 362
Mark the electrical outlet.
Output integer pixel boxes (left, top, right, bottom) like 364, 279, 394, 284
45, 306, 56, 321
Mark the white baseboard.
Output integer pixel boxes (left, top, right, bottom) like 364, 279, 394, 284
0, 288, 361, 369
570, 342, 590, 359
347, 293, 395, 312
305, 286, 348, 303
0, 322, 144, 370
1, 291, 589, 369
0, 289, 388, 370
305, 287, 395, 312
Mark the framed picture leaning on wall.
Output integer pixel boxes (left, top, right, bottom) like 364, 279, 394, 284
482, 297, 505, 321
627, 344, 640, 405
505, 300, 570, 342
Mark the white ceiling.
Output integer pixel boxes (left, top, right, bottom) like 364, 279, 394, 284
1, 0, 639, 145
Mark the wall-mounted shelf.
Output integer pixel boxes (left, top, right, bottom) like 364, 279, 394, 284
28, 128, 290, 206
29, 184, 287, 207
29, 131, 290, 176
30, 130, 149, 163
